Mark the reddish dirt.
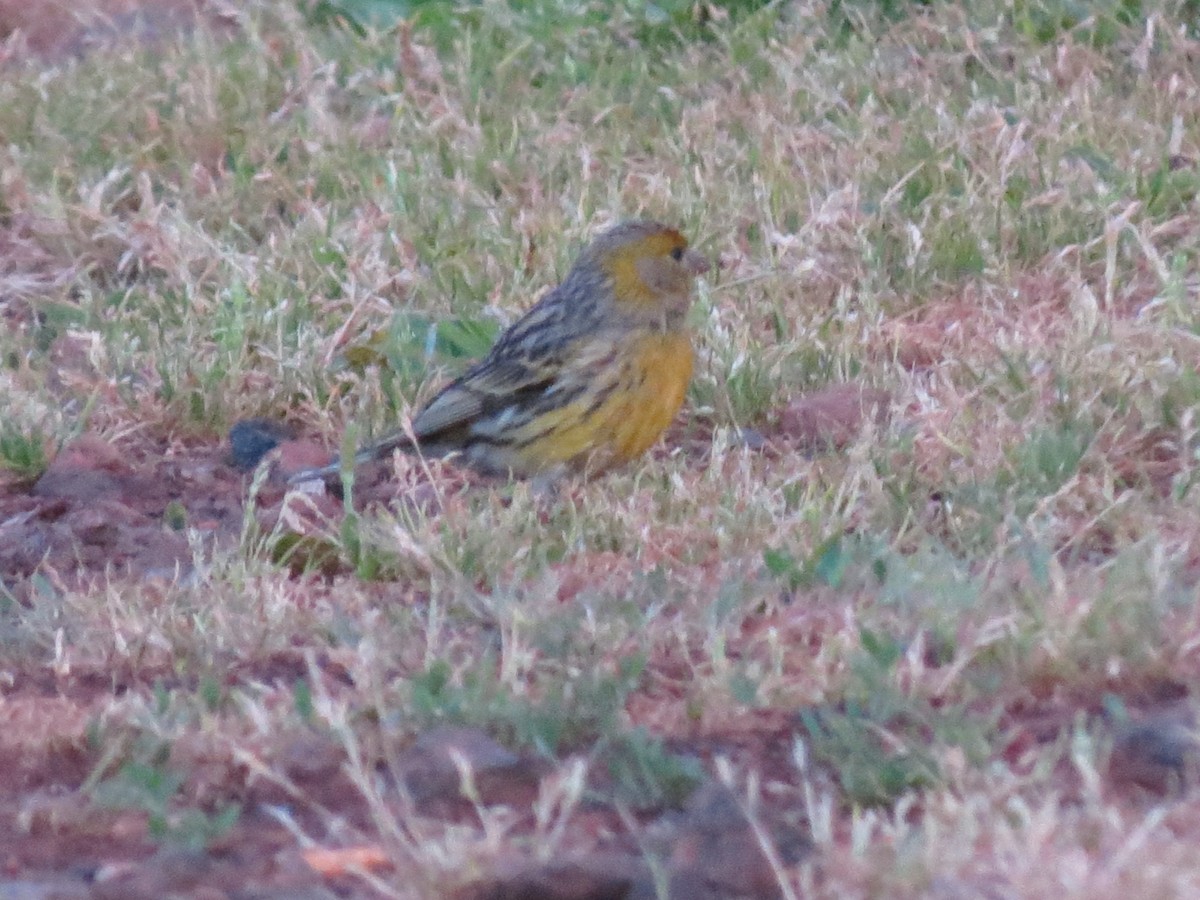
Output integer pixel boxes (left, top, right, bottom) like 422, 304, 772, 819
0, 0, 235, 61
3, 422, 1192, 895
0, 657, 821, 897
0, 434, 242, 590
0, 429, 818, 897
0, 426, 471, 594
0, 651, 357, 896
2, 6, 1196, 895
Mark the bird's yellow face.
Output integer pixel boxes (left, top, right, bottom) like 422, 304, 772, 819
598, 224, 709, 325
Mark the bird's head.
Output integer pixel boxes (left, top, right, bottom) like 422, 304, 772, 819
583, 220, 709, 326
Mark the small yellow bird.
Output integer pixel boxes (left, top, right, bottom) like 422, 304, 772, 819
291, 220, 708, 482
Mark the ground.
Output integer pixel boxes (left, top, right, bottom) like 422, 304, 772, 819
2, 1, 1200, 898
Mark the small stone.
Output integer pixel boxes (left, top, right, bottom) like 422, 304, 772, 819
31, 468, 122, 503
663, 780, 811, 898
453, 853, 644, 900
228, 419, 295, 471
735, 427, 768, 452
278, 734, 346, 782
773, 384, 891, 451
1109, 717, 1200, 795
399, 726, 539, 806
0, 879, 92, 900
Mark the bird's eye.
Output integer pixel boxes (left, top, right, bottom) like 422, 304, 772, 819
670, 247, 684, 261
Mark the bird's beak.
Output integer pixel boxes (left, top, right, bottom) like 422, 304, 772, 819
683, 249, 710, 276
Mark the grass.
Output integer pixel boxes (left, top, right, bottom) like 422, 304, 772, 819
3, 0, 1200, 895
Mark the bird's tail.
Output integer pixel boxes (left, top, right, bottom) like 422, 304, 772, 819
287, 429, 414, 484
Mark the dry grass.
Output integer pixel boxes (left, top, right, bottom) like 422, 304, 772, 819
2, 0, 1200, 896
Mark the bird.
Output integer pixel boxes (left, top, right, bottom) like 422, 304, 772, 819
289, 220, 709, 483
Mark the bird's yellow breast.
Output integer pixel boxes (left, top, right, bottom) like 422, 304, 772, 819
488, 331, 693, 475
601, 331, 694, 464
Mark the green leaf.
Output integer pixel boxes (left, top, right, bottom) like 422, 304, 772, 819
306, 0, 415, 31
813, 535, 846, 588
859, 626, 902, 670
435, 316, 500, 359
